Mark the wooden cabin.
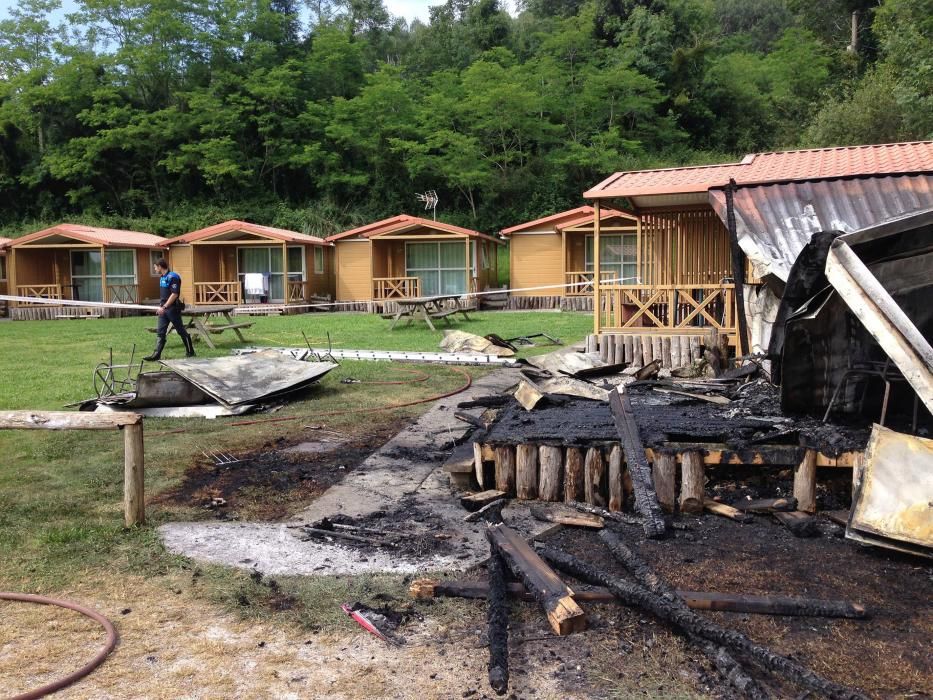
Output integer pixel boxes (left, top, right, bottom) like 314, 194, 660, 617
327, 215, 502, 308
0, 237, 9, 317
500, 206, 640, 311
166, 221, 334, 308
5, 224, 168, 320
584, 141, 933, 359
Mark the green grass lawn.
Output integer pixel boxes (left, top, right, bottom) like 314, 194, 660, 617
0, 310, 591, 599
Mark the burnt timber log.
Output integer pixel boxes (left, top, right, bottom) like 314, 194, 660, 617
538, 445, 563, 501
516, 444, 538, 500
652, 453, 677, 512
563, 447, 585, 503
584, 447, 607, 508
737, 497, 797, 513
487, 549, 510, 696
608, 389, 667, 538
704, 499, 754, 523
608, 445, 624, 512
410, 579, 867, 619
774, 511, 820, 537
593, 530, 867, 700
486, 523, 587, 635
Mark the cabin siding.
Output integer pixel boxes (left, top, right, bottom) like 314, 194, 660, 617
170, 245, 194, 302
335, 240, 372, 301
136, 249, 161, 300
509, 233, 563, 296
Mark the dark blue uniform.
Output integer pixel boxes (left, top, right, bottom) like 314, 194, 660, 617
155, 270, 192, 348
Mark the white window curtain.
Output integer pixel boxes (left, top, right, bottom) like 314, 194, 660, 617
585, 235, 638, 285
238, 246, 303, 302
406, 241, 468, 296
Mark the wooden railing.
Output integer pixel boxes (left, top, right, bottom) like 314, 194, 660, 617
565, 271, 615, 296
373, 277, 420, 300
107, 283, 138, 304
287, 280, 306, 304
598, 284, 736, 335
16, 284, 62, 305
195, 281, 241, 305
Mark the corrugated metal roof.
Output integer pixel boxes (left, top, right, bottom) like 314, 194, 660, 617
708, 174, 933, 280
172, 220, 330, 245
327, 214, 501, 244
585, 141, 933, 199
8, 224, 167, 248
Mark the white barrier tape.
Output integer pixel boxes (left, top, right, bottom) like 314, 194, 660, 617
0, 275, 641, 314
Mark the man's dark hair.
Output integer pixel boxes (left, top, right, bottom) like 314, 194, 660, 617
155, 258, 169, 270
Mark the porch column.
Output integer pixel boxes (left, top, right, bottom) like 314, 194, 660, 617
464, 236, 470, 294
561, 229, 567, 297
593, 200, 601, 335
282, 241, 288, 304
8, 248, 15, 305
100, 245, 108, 303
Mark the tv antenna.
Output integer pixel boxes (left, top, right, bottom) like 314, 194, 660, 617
416, 190, 439, 220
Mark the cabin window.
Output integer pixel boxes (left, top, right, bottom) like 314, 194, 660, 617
313, 247, 325, 274
149, 250, 163, 275
406, 241, 468, 296
237, 246, 304, 302
70, 249, 136, 302
585, 235, 637, 285
0, 255, 6, 281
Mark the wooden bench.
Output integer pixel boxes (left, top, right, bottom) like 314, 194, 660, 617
204, 322, 253, 333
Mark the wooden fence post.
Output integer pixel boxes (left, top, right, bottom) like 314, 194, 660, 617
124, 423, 145, 527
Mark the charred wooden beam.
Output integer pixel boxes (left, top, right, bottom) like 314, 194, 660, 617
704, 499, 754, 523
463, 498, 507, 524
737, 497, 797, 513
487, 549, 510, 696
486, 523, 586, 635
608, 389, 667, 538
774, 511, 819, 537
410, 579, 867, 619
461, 489, 508, 512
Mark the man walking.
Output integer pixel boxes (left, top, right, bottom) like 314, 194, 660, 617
144, 258, 195, 361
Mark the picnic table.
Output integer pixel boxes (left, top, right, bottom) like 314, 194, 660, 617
384, 295, 475, 331
149, 305, 252, 349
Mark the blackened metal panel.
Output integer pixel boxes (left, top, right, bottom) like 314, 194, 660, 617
709, 175, 933, 281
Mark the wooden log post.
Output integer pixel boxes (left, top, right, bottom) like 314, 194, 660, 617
607, 445, 623, 512
661, 337, 672, 369
564, 447, 584, 503
632, 336, 643, 366
584, 447, 606, 507
606, 335, 616, 365
538, 446, 563, 502
794, 449, 817, 514
495, 445, 516, 496
0, 410, 145, 527
652, 336, 663, 367
641, 336, 653, 364
652, 453, 677, 513
679, 451, 705, 514
124, 423, 145, 527
516, 444, 538, 500
614, 335, 625, 365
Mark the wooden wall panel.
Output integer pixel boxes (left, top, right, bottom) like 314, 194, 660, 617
169, 245, 194, 302
136, 249, 160, 301
638, 207, 731, 286
335, 240, 372, 301
509, 234, 563, 296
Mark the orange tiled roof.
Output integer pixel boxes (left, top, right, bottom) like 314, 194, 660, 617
327, 215, 501, 243
172, 220, 330, 245
8, 224, 167, 248
585, 141, 933, 199
501, 207, 637, 235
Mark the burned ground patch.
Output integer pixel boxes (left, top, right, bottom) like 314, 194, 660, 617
153, 420, 407, 519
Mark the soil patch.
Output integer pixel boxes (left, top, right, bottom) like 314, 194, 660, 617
154, 421, 406, 519
533, 515, 932, 698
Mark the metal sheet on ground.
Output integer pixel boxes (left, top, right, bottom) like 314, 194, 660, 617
234, 346, 520, 366
848, 424, 933, 556
527, 348, 607, 377
162, 351, 336, 406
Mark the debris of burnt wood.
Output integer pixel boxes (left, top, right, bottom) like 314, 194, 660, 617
529, 504, 604, 529
486, 522, 586, 635
608, 389, 667, 538
539, 535, 869, 700
463, 497, 507, 524
633, 358, 662, 380
703, 499, 754, 523
457, 395, 512, 409
737, 497, 797, 513
595, 529, 867, 700
565, 499, 644, 526
486, 547, 510, 696
460, 489, 507, 511
773, 510, 820, 537
410, 579, 867, 618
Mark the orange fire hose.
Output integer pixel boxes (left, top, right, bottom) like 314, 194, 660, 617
1, 592, 118, 700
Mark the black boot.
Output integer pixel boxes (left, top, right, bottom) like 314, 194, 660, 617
182, 333, 196, 358
144, 337, 166, 362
